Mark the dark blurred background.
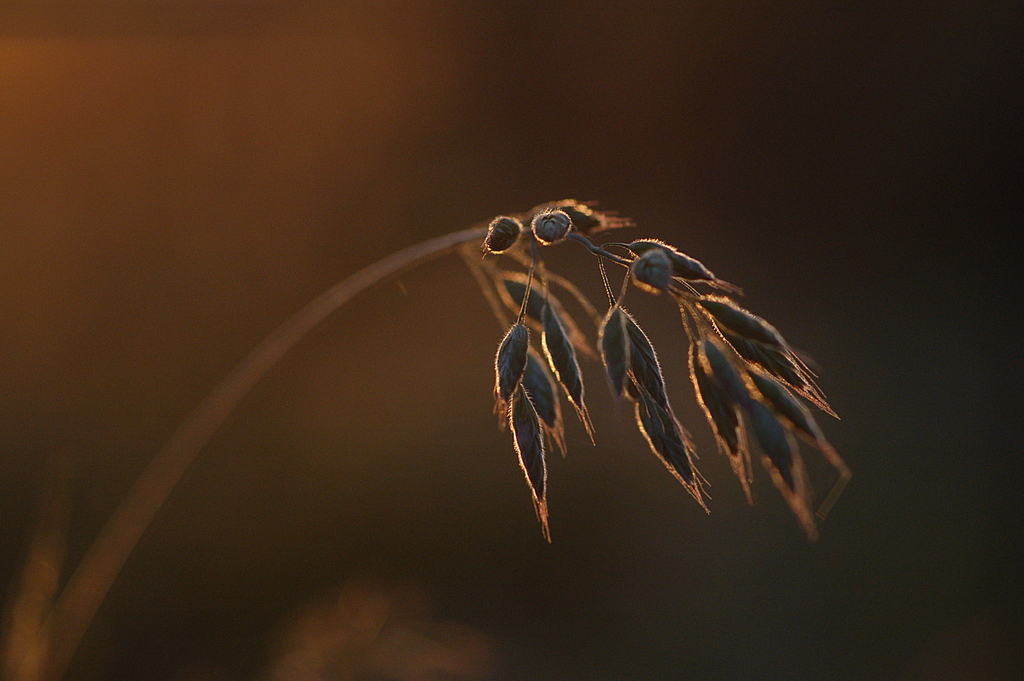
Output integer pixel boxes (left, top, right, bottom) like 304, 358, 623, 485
1, 2, 1021, 680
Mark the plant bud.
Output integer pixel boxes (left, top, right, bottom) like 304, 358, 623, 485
531, 209, 572, 245
483, 216, 522, 254
631, 248, 673, 294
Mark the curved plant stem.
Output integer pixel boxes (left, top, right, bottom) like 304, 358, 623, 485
42, 223, 489, 681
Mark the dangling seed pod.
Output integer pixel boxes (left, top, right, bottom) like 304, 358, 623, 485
522, 350, 566, 457
747, 369, 846, 474
510, 384, 550, 540
531, 209, 572, 245
623, 312, 670, 410
494, 322, 530, 414
483, 216, 522, 254
702, 338, 751, 408
631, 248, 674, 294
746, 398, 816, 539
689, 343, 753, 502
697, 296, 785, 347
598, 306, 631, 399
542, 302, 593, 439
629, 240, 716, 280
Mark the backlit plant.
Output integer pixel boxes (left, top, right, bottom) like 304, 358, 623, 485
469, 200, 849, 541
6, 200, 849, 681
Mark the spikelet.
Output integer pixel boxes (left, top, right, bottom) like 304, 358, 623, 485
483, 216, 522, 254
701, 337, 751, 408
526, 200, 634, 235
630, 248, 674, 294
541, 301, 593, 439
510, 384, 550, 541
717, 326, 835, 417
697, 296, 786, 347
622, 310, 670, 410
522, 349, 566, 457
494, 322, 529, 416
632, 380, 706, 508
690, 343, 753, 503
702, 337, 817, 536
628, 239, 741, 293
747, 369, 847, 474
598, 305, 631, 399
617, 311, 707, 506
531, 209, 573, 245
746, 399, 816, 539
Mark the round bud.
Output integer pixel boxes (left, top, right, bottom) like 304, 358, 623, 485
631, 248, 674, 294
483, 216, 522, 254
531, 209, 572, 245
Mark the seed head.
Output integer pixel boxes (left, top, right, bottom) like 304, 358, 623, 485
531, 209, 572, 245
483, 216, 522, 254
631, 248, 674, 294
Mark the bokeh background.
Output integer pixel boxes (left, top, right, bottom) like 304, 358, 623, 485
1, 2, 1021, 679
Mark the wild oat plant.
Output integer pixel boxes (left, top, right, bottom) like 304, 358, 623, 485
5, 200, 849, 681
471, 200, 849, 541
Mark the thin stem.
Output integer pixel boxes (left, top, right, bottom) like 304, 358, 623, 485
597, 259, 615, 307
566, 232, 633, 267
42, 223, 489, 681
516, 238, 538, 324
506, 249, 601, 327
459, 244, 511, 330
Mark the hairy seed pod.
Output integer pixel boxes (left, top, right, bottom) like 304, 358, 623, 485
746, 398, 816, 538
495, 322, 529, 412
526, 200, 634, 235
747, 400, 796, 490
628, 239, 716, 281
531, 209, 572, 245
697, 296, 785, 347
483, 216, 522, 254
510, 384, 549, 540
748, 370, 846, 473
623, 312, 669, 409
631, 248, 674, 294
702, 338, 751, 407
718, 328, 835, 417
690, 343, 752, 502
542, 302, 593, 438
599, 306, 631, 398
633, 384, 705, 507
749, 371, 817, 441
522, 350, 565, 457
